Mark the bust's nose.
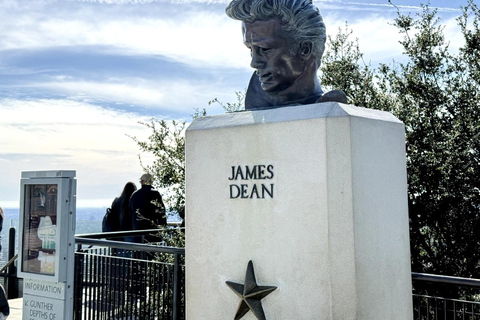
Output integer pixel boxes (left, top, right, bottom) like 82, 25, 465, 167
250, 51, 264, 70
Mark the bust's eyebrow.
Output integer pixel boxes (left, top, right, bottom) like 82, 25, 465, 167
243, 35, 276, 46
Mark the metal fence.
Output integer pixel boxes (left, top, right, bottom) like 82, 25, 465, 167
413, 272, 480, 320
74, 229, 185, 320
74, 230, 480, 320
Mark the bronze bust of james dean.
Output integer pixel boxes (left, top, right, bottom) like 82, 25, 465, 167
226, 0, 347, 110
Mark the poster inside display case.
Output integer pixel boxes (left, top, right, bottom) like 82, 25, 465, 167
22, 183, 58, 276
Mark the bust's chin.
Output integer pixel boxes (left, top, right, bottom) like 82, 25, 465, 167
245, 72, 324, 110
258, 79, 286, 94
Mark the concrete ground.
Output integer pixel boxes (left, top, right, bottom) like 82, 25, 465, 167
7, 298, 22, 319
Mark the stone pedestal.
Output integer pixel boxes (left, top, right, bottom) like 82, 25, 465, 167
185, 102, 412, 320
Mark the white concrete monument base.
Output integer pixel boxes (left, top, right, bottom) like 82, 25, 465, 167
185, 102, 413, 320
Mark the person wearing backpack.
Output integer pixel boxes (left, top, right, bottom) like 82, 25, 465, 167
101, 183, 137, 313
103, 182, 138, 234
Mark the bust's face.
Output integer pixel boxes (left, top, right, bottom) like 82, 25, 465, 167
243, 19, 305, 93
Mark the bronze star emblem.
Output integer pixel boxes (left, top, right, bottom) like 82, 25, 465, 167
226, 260, 277, 320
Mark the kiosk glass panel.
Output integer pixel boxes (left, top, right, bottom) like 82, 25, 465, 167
21, 184, 58, 275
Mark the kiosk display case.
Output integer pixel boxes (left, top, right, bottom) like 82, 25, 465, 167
19, 170, 76, 320
18, 170, 76, 282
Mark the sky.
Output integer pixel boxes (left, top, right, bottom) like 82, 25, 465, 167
0, 0, 469, 208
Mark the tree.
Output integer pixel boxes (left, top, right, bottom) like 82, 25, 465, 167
319, 23, 393, 111
130, 119, 186, 219
320, 1, 480, 278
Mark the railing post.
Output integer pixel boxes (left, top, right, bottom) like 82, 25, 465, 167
173, 253, 181, 320
73, 252, 84, 320
6, 227, 18, 299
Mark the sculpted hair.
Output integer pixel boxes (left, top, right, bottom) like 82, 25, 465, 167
226, 0, 326, 67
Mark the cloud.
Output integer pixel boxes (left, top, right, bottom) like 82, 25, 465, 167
323, 7, 463, 65
0, 1, 250, 70
322, 13, 402, 64
0, 0, 462, 77
36, 78, 243, 113
57, 0, 463, 12
1, 74, 249, 116
0, 98, 154, 206
316, 0, 462, 13
71, 0, 230, 3
0, 45, 251, 117
0, 96, 234, 207
38, 81, 165, 108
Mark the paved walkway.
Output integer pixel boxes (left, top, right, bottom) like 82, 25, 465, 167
7, 298, 22, 319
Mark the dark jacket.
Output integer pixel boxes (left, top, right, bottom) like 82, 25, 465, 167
109, 196, 133, 232
129, 185, 166, 232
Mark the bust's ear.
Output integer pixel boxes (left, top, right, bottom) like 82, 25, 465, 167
299, 41, 313, 60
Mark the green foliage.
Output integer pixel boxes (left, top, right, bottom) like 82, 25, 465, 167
208, 90, 245, 113
192, 107, 207, 119
320, 1, 480, 278
130, 119, 186, 217
154, 226, 186, 263
320, 23, 397, 112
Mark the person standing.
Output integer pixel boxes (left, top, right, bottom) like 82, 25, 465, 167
129, 173, 166, 243
0, 207, 10, 319
102, 182, 137, 314
128, 174, 166, 302
105, 182, 138, 234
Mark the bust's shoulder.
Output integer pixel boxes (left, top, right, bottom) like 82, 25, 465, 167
316, 90, 348, 104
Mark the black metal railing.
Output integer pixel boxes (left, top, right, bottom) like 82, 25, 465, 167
0, 227, 20, 299
412, 272, 480, 320
74, 229, 185, 320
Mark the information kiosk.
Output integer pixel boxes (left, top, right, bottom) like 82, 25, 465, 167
18, 170, 76, 320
